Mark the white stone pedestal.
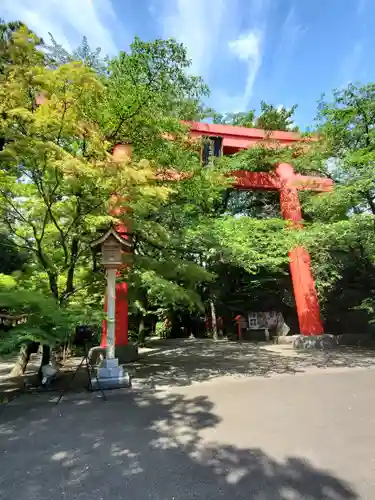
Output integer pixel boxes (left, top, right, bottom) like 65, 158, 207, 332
91, 358, 131, 391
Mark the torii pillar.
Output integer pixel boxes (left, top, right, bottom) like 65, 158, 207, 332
101, 144, 132, 355
234, 163, 333, 335
278, 164, 323, 334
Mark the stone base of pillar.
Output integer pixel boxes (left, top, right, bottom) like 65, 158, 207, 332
293, 334, 338, 350
90, 358, 131, 391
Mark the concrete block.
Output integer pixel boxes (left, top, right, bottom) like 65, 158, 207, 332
293, 334, 338, 350
91, 373, 131, 391
104, 358, 119, 369
97, 359, 123, 379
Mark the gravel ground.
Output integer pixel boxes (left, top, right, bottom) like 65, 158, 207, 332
130, 338, 375, 388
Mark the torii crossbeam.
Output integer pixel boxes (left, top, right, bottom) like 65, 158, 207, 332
104, 123, 333, 352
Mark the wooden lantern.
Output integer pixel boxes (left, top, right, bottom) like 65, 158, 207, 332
91, 227, 132, 269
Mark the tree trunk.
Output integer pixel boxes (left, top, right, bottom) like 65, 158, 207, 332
64, 236, 79, 300
366, 193, 375, 216
210, 299, 218, 340
138, 316, 146, 346
48, 272, 59, 301
62, 339, 72, 363
10, 343, 35, 377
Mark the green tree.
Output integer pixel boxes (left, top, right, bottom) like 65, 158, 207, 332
0, 233, 28, 273
0, 19, 34, 74
213, 110, 256, 127
0, 28, 179, 353
0, 278, 74, 375
45, 34, 107, 74
0, 25, 226, 356
256, 101, 298, 131
213, 102, 298, 131
294, 83, 375, 331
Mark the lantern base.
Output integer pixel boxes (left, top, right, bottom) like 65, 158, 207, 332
91, 358, 131, 391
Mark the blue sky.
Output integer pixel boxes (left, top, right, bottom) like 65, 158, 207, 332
1, 0, 374, 129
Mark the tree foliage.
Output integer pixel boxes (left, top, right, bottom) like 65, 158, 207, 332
213, 101, 298, 132
294, 83, 375, 331
0, 24, 225, 350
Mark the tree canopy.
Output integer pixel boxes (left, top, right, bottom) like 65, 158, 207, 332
213, 101, 298, 132
0, 22, 224, 352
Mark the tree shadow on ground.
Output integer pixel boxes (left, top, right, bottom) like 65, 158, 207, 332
130, 338, 375, 388
0, 388, 358, 500
2, 339, 375, 399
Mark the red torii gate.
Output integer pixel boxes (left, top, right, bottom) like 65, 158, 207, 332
103, 123, 333, 350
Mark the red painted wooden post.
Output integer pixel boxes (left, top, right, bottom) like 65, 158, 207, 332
101, 280, 129, 347
277, 164, 324, 335
115, 281, 129, 345
101, 145, 132, 348
288, 247, 324, 335
235, 315, 242, 341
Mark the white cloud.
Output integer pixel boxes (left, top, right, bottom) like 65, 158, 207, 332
209, 91, 247, 114
0, 0, 119, 56
279, 8, 304, 52
228, 30, 263, 106
154, 0, 227, 79
228, 31, 261, 61
264, 7, 303, 89
154, 0, 271, 113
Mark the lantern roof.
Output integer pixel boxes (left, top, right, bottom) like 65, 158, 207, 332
90, 226, 132, 249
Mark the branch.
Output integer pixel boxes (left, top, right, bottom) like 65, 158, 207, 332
31, 164, 69, 264
1, 240, 32, 253
133, 230, 204, 256
2, 218, 36, 253
366, 193, 375, 216
38, 206, 50, 242
106, 95, 151, 141
2, 188, 59, 295
57, 96, 69, 144
0, 191, 38, 232
63, 198, 104, 238
106, 62, 160, 141
61, 236, 79, 304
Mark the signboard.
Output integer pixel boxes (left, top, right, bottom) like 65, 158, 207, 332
237, 311, 290, 337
